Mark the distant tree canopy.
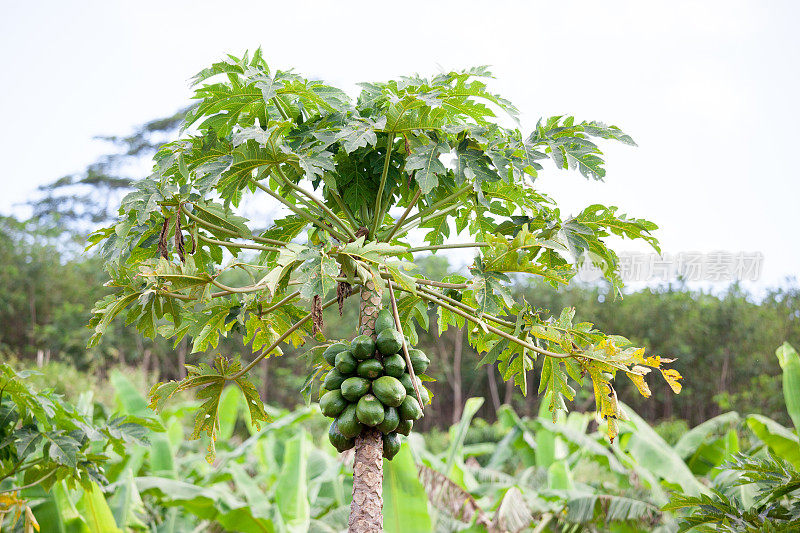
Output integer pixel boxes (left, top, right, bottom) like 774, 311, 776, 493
27, 108, 189, 243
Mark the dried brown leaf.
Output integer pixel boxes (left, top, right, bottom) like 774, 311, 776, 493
311, 294, 324, 335
158, 217, 170, 260
174, 213, 186, 263
417, 464, 492, 530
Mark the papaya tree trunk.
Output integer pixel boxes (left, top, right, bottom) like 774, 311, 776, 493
349, 279, 384, 533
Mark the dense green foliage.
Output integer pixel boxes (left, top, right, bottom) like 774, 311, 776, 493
0, 365, 152, 532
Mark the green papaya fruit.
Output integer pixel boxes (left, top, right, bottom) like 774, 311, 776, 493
356, 394, 385, 427
351, 335, 376, 360
383, 432, 401, 460
399, 395, 422, 421
401, 374, 424, 397
337, 404, 363, 439
395, 419, 413, 436
376, 329, 403, 355
383, 354, 406, 378
377, 406, 399, 434
329, 420, 355, 452
323, 342, 349, 366
357, 358, 383, 379
335, 350, 358, 375
320, 389, 348, 418
418, 385, 430, 406
374, 309, 395, 334
399, 372, 414, 393
341, 376, 371, 402
408, 349, 430, 375
371, 376, 406, 407
323, 368, 347, 391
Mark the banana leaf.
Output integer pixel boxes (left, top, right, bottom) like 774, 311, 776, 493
384, 443, 432, 533
275, 430, 310, 533
619, 405, 707, 496
776, 342, 800, 435
746, 414, 800, 468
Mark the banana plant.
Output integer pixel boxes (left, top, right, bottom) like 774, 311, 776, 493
87, 49, 681, 531
0, 364, 155, 533
664, 342, 800, 531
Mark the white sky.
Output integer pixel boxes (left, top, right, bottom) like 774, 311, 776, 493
1, 1, 798, 288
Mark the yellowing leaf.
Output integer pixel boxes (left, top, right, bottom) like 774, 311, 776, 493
644, 354, 675, 367
661, 368, 683, 394
627, 369, 652, 398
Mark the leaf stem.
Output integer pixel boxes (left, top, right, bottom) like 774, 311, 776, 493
158, 290, 196, 301
400, 184, 472, 228
377, 272, 468, 290
182, 204, 287, 246
327, 188, 360, 230
384, 269, 425, 410
254, 180, 348, 242
405, 242, 489, 254
0, 469, 56, 494
261, 290, 301, 314
197, 234, 281, 253
393, 202, 462, 239
416, 285, 515, 328
403, 283, 568, 358
209, 278, 264, 294
229, 288, 360, 380
274, 167, 357, 240
370, 134, 396, 238
271, 96, 290, 121
160, 288, 232, 300
389, 280, 637, 373
381, 188, 421, 242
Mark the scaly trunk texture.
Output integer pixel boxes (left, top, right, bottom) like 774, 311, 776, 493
348, 279, 384, 532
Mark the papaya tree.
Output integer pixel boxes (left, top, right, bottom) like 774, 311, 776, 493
87, 49, 682, 532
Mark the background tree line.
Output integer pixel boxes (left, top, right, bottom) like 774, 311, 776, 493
1, 109, 797, 430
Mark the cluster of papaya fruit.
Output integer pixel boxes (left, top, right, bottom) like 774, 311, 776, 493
319, 309, 430, 460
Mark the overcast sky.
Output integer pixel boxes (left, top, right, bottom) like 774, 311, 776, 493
1, 1, 797, 289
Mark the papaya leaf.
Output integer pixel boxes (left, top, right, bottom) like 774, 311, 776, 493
147, 356, 269, 462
